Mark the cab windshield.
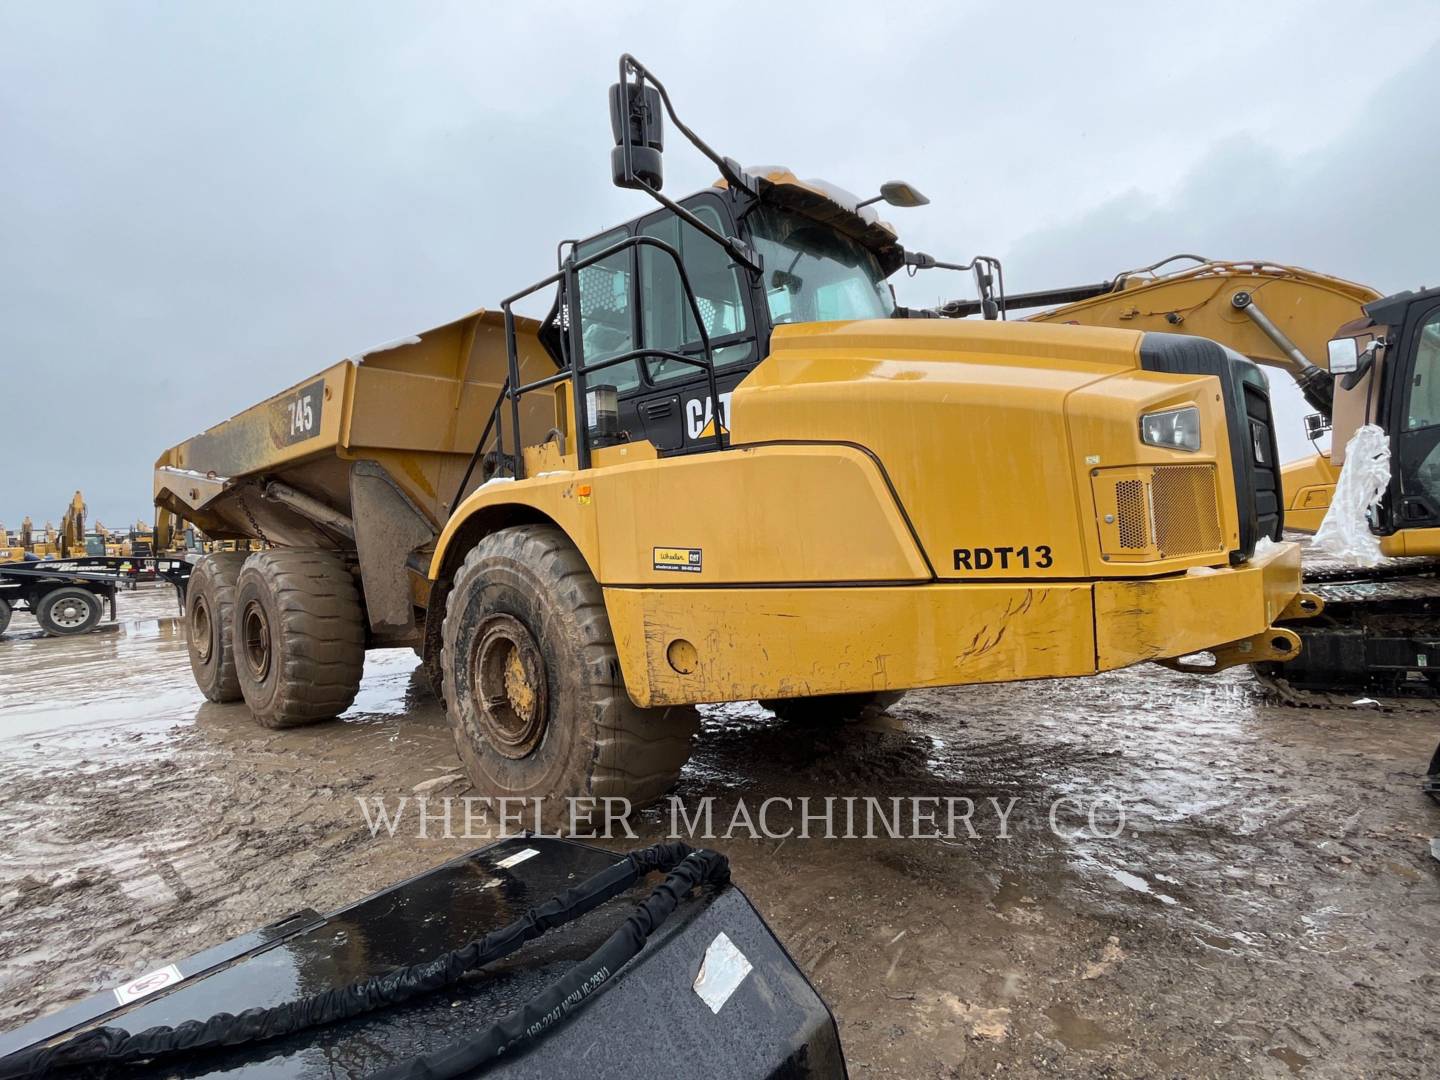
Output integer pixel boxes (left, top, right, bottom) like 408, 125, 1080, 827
748, 206, 895, 325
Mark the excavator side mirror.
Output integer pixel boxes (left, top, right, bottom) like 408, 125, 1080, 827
1327, 337, 1360, 374
610, 81, 664, 191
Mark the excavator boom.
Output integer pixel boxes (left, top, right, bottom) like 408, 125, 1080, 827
1015, 257, 1380, 384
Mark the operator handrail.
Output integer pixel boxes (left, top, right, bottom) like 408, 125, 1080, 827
451, 233, 722, 507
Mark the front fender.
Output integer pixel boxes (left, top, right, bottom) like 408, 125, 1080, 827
428, 476, 600, 582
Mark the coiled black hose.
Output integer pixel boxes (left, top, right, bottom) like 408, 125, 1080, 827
372, 846, 730, 1079
1, 841, 728, 1079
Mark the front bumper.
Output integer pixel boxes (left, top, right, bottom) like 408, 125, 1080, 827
604, 541, 1307, 707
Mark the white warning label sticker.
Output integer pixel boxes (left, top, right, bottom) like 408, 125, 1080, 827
693, 931, 752, 1014
113, 963, 183, 1005
494, 847, 540, 869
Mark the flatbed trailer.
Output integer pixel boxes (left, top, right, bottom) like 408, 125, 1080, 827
0, 556, 194, 638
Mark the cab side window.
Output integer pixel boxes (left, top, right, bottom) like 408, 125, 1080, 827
575, 229, 641, 393
639, 205, 751, 383
1405, 312, 1440, 430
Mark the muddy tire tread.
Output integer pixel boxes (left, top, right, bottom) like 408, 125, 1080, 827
236, 550, 365, 729
442, 526, 696, 818
187, 551, 249, 702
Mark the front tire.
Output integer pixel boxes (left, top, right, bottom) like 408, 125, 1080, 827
0, 597, 10, 636
234, 550, 365, 729
185, 552, 248, 702
442, 525, 697, 829
36, 587, 103, 636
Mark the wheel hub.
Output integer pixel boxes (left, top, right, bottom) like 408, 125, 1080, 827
192, 597, 213, 663
51, 597, 92, 629
241, 600, 271, 681
471, 614, 548, 759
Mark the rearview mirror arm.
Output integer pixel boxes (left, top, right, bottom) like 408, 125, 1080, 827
905, 251, 1008, 320
618, 55, 763, 277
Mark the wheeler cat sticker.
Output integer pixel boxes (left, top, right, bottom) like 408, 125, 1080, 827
654, 547, 704, 573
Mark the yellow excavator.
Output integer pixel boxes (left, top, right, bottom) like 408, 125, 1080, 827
937, 255, 1440, 707
58, 490, 88, 558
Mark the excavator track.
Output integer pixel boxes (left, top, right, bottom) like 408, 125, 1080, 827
1255, 672, 1440, 712
1257, 549, 1440, 708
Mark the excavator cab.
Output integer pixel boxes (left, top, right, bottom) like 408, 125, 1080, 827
1323, 285, 1440, 547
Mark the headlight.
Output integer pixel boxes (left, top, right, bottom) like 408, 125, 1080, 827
1140, 406, 1201, 452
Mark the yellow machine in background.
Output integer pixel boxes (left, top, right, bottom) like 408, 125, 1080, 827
155, 56, 1312, 820
57, 491, 89, 558
30, 522, 60, 558
0, 524, 22, 563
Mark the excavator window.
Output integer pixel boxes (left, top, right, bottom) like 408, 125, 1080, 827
1404, 313, 1440, 431
1393, 304, 1440, 523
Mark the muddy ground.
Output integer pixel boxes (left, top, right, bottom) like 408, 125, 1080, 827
2, 585, 1438, 1077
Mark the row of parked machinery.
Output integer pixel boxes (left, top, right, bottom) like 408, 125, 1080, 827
0, 494, 212, 637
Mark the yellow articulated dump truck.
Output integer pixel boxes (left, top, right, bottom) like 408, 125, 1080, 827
155, 56, 1314, 820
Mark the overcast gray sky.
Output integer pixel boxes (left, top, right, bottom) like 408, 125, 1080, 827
3, 1, 1437, 527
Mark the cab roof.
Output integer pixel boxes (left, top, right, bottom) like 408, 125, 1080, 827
720, 166, 906, 277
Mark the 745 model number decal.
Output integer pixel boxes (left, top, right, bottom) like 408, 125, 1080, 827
274, 379, 324, 448
953, 545, 1053, 571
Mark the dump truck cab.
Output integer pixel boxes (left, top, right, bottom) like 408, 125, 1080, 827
156, 55, 1314, 824
539, 170, 905, 460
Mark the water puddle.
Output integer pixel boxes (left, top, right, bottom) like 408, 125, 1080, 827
1044, 1003, 1118, 1051
1266, 1044, 1312, 1074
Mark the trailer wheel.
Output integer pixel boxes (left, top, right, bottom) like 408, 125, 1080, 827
36, 587, 103, 636
0, 597, 10, 636
761, 691, 905, 726
442, 525, 697, 828
185, 552, 249, 702
234, 550, 365, 729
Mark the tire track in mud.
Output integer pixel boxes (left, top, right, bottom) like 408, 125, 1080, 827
4, 594, 1440, 1075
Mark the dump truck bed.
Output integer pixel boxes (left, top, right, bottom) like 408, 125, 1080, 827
153, 309, 558, 549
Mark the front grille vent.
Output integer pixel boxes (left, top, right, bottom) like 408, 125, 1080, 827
1115, 480, 1148, 549
1151, 465, 1223, 557
1098, 464, 1224, 562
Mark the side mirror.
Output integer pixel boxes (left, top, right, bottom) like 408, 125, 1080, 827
879, 181, 929, 208
609, 81, 664, 191
1303, 412, 1332, 440
1327, 337, 1360, 374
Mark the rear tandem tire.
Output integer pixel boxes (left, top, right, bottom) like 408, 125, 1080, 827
441, 525, 698, 829
35, 586, 103, 636
0, 597, 10, 636
185, 552, 249, 702
761, 691, 905, 726
234, 549, 366, 729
